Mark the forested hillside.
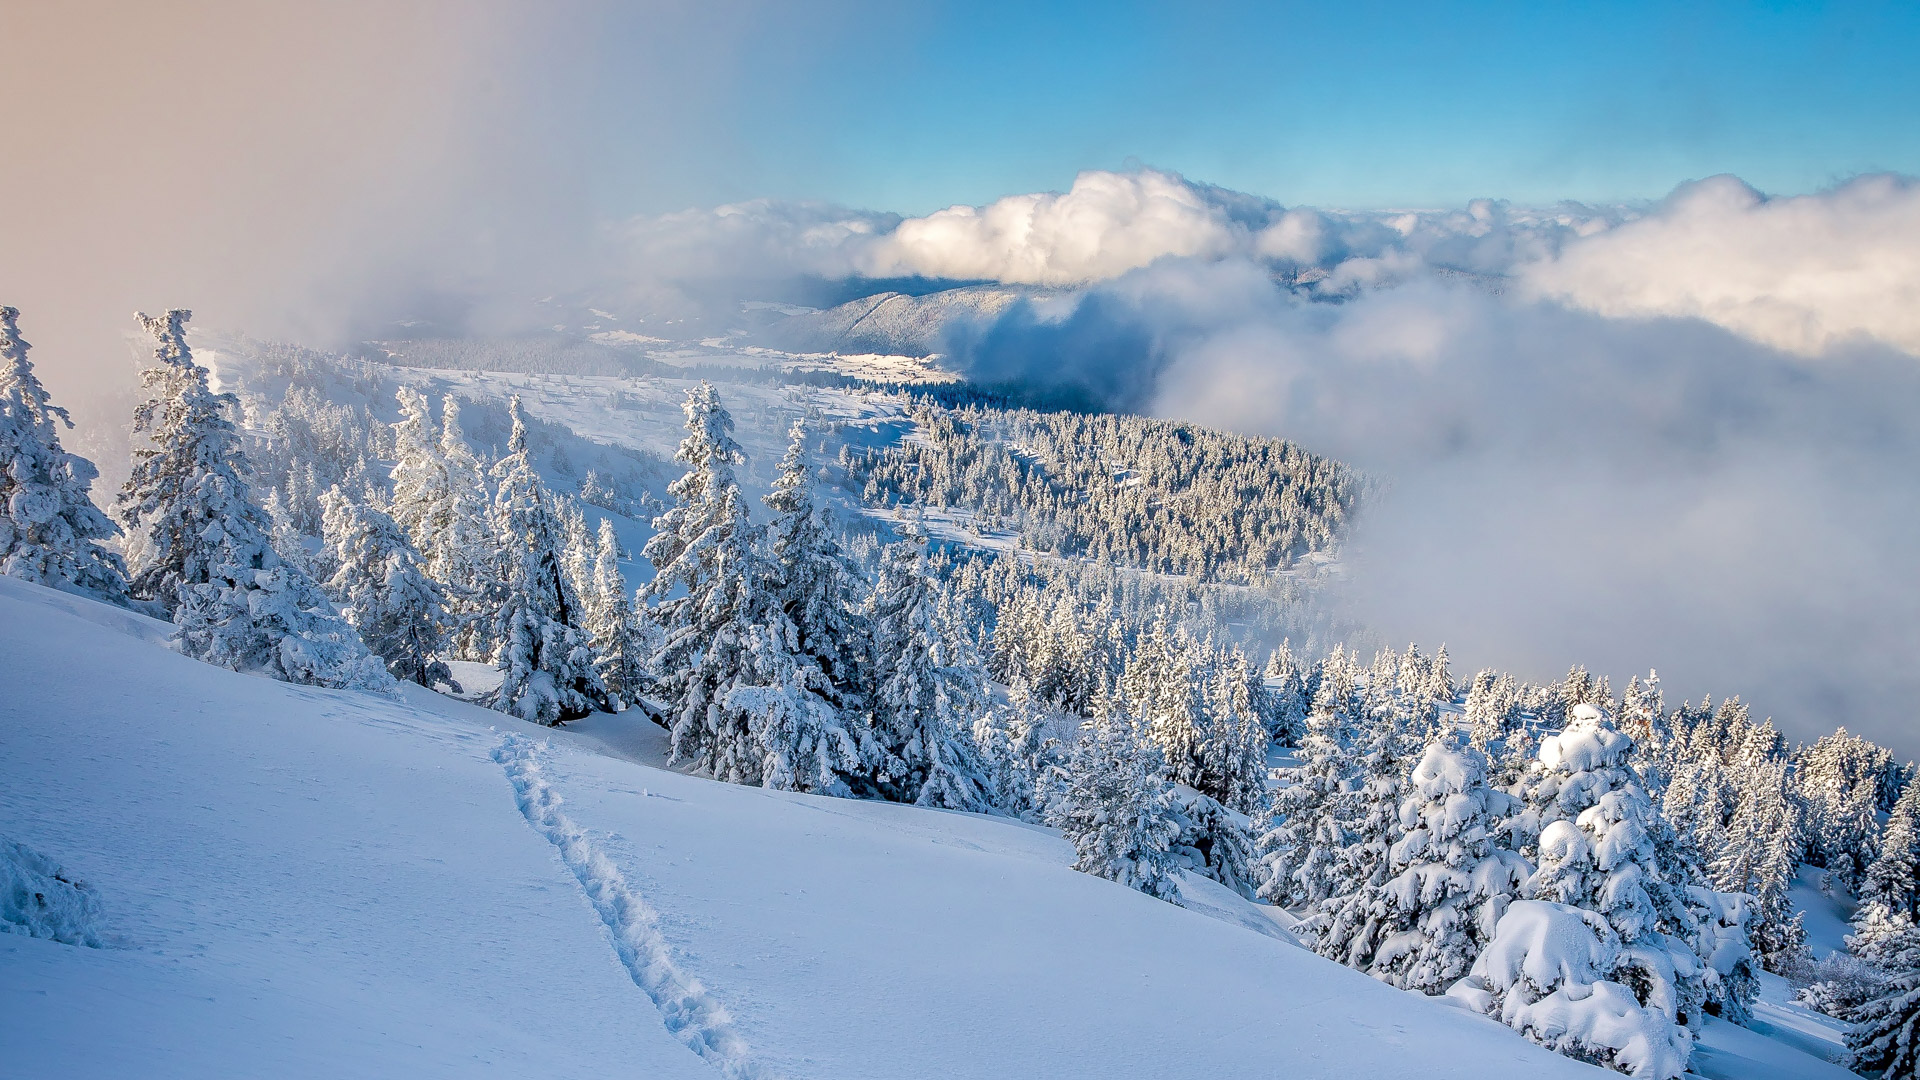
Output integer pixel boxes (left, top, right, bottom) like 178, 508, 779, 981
847, 403, 1364, 583
1, 303, 1913, 1080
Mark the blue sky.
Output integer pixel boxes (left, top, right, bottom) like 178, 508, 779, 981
589, 0, 1920, 214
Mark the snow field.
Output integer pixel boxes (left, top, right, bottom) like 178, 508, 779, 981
493, 733, 775, 1079
0, 576, 716, 1080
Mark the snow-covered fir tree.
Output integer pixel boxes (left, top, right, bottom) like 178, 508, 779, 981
1465, 669, 1525, 755
117, 309, 235, 612
1123, 612, 1204, 786
644, 384, 875, 793
1330, 740, 1530, 992
0, 306, 125, 597
1199, 647, 1271, 816
1859, 781, 1920, 930
579, 517, 648, 707
1847, 919, 1920, 1080
318, 487, 451, 688
486, 398, 607, 725
1260, 640, 1310, 746
1255, 648, 1363, 910
1799, 728, 1899, 889
1052, 702, 1183, 900
1166, 784, 1258, 898
973, 684, 1067, 821
1309, 691, 1425, 970
388, 389, 496, 661
867, 531, 992, 810
1314, 661, 1428, 908
763, 417, 868, 711
1449, 899, 1693, 1079
261, 486, 313, 576
1685, 887, 1762, 1024
554, 495, 595, 606
1522, 704, 1712, 1030
117, 310, 388, 690
641, 382, 764, 774
1709, 754, 1807, 968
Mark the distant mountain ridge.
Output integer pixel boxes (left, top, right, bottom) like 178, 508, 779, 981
762, 284, 1052, 357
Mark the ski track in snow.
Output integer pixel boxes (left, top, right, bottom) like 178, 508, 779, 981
493, 733, 777, 1080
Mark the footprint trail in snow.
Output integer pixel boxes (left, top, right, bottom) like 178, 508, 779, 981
493, 733, 778, 1080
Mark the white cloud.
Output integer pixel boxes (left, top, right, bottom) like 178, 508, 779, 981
1522, 174, 1920, 357
605, 168, 1637, 305
1133, 272, 1920, 756
863, 169, 1262, 285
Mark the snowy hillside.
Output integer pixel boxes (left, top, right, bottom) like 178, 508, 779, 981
0, 575, 1629, 1080
4, 309, 1897, 1080
758, 285, 1046, 358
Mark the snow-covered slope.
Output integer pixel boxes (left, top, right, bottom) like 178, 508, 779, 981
0, 575, 1849, 1079
0, 575, 1609, 1079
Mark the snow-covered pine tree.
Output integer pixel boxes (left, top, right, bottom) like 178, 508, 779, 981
1449, 899, 1693, 1079
1260, 640, 1310, 746
763, 416, 868, 710
1122, 611, 1205, 789
643, 385, 873, 793
1425, 644, 1454, 704
1321, 665, 1427, 899
579, 517, 648, 707
555, 494, 594, 604
118, 308, 226, 612
1255, 647, 1363, 910
1847, 920, 1920, 1080
486, 398, 607, 725
261, 487, 313, 576
1684, 887, 1762, 1024
1710, 755, 1808, 970
973, 682, 1065, 820
1343, 741, 1531, 993
1309, 689, 1424, 968
1524, 703, 1710, 1030
867, 531, 991, 810
641, 382, 763, 774
0, 307, 125, 597
1859, 781, 1920, 931
1464, 669, 1506, 753
388, 389, 496, 661
1800, 728, 1898, 890
117, 311, 388, 689
1049, 594, 1104, 714
1620, 673, 1669, 762
1200, 648, 1271, 816
1053, 702, 1183, 900
1167, 783, 1259, 898
318, 487, 451, 688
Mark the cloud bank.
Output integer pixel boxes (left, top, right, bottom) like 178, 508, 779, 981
1143, 273, 1920, 755
1524, 173, 1920, 357
620, 166, 1920, 369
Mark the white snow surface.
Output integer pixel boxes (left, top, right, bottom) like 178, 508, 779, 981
0, 573, 1815, 1079
1789, 863, 1859, 961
